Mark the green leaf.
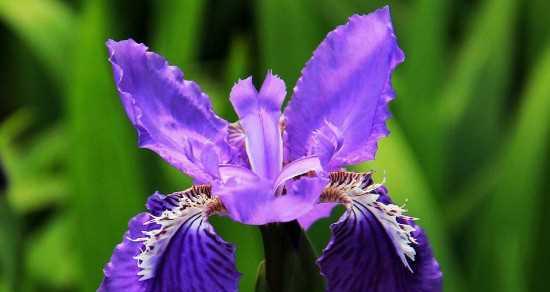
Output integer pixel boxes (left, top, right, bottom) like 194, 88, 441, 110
0, 198, 22, 292
0, 0, 74, 84
259, 221, 324, 292
225, 37, 249, 85
392, 0, 449, 183
152, 0, 204, 69
471, 43, 550, 292
439, 0, 516, 214
26, 214, 77, 288
257, 0, 321, 86
424, 0, 517, 190
394, 0, 448, 122
221, 36, 249, 120
0, 112, 67, 213
437, 0, 516, 127
526, 0, 550, 61
355, 121, 464, 292
65, 0, 145, 290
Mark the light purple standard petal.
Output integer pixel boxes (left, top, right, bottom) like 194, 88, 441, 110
99, 189, 240, 292
229, 71, 285, 180
284, 6, 404, 169
317, 190, 442, 292
107, 39, 230, 183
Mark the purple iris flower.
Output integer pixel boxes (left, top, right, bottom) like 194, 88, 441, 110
99, 6, 442, 292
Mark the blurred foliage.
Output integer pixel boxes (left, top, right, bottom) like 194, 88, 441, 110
0, 0, 549, 291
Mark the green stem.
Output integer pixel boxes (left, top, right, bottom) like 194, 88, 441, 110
258, 220, 324, 292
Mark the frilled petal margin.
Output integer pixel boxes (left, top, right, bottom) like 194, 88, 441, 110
317, 172, 442, 292
99, 187, 240, 292
284, 6, 404, 170
107, 39, 231, 183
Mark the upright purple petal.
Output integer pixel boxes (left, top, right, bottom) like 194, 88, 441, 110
100, 188, 240, 292
107, 39, 230, 183
229, 71, 285, 179
317, 188, 442, 292
284, 6, 404, 169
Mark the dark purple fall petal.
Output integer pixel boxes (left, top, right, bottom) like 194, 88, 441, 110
317, 192, 442, 292
99, 213, 150, 291
99, 191, 240, 292
284, 6, 404, 170
107, 39, 231, 183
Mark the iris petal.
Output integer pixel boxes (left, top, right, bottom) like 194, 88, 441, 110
284, 6, 404, 169
318, 207, 442, 292
215, 156, 325, 225
107, 39, 230, 183
229, 71, 285, 180
99, 187, 240, 292
318, 208, 442, 291
215, 174, 328, 225
99, 213, 150, 291
273, 156, 323, 190
317, 172, 442, 291
297, 203, 337, 230
218, 164, 259, 184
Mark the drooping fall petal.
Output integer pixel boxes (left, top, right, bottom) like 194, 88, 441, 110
318, 208, 442, 292
317, 172, 442, 292
99, 187, 240, 292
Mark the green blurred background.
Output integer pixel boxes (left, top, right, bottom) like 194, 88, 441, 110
1, 0, 549, 291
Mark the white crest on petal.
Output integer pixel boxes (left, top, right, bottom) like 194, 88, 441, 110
129, 185, 221, 280
321, 171, 418, 271
353, 193, 417, 272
